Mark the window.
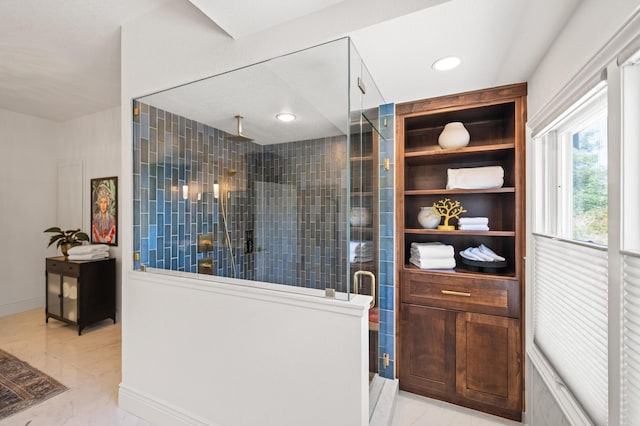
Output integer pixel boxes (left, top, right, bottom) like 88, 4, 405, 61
534, 84, 608, 245
532, 81, 609, 425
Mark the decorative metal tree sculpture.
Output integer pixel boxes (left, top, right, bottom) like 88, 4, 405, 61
433, 198, 467, 230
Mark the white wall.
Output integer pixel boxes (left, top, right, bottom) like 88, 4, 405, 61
119, 273, 370, 426
0, 109, 60, 316
528, 0, 640, 117
0, 106, 122, 318
59, 107, 122, 312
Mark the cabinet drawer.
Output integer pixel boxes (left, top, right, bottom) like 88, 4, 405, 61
46, 259, 64, 274
61, 262, 80, 277
401, 271, 520, 318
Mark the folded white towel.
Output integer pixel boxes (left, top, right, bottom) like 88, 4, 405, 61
447, 166, 504, 189
62, 282, 70, 298
460, 245, 506, 262
410, 248, 455, 260
410, 242, 454, 259
68, 244, 109, 255
458, 217, 489, 226
67, 252, 109, 260
350, 241, 372, 263
410, 257, 456, 270
459, 224, 490, 231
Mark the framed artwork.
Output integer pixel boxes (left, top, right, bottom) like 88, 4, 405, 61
90, 176, 118, 246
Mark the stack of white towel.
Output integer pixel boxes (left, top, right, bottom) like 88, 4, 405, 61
410, 242, 456, 270
458, 217, 489, 231
67, 244, 110, 260
350, 241, 373, 263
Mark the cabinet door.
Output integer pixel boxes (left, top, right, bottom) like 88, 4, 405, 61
400, 304, 455, 396
456, 312, 521, 411
47, 272, 61, 317
61, 276, 78, 323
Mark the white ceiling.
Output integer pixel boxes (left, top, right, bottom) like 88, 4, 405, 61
0, 0, 581, 130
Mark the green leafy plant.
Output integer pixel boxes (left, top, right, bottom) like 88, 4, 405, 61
44, 227, 90, 249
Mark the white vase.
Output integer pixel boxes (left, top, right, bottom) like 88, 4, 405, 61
438, 122, 470, 149
350, 207, 371, 227
417, 206, 441, 229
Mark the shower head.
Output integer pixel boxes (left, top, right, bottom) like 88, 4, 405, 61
227, 115, 254, 142
227, 168, 237, 176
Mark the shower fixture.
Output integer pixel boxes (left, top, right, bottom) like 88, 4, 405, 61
227, 115, 254, 142
220, 168, 238, 277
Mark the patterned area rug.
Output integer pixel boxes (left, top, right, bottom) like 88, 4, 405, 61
0, 349, 67, 419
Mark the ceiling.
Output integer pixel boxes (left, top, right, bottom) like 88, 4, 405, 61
0, 0, 581, 131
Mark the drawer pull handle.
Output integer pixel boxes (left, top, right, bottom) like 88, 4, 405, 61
441, 289, 471, 297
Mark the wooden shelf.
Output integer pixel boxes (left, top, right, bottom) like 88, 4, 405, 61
405, 187, 515, 196
351, 191, 374, 197
405, 143, 515, 159
404, 228, 515, 237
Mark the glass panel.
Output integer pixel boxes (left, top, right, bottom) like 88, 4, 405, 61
132, 38, 385, 302
570, 105, 607, 245
47, 273, 61, 316
62, 276, 78, 322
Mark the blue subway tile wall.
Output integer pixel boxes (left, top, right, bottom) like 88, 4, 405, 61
133, 102, 262, 278
378, 103, 396, 379
133, 102, 350, 291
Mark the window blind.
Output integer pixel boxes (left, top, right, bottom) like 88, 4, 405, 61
623, 253, 640, 424
533, 234, 608, 425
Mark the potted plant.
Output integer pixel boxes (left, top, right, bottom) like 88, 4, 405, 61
44, 227, 90, 257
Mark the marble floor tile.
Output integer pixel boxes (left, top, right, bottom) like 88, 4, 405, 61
1, 309, 522, 426
0, 308, 149, 426
390, 391, 522, 426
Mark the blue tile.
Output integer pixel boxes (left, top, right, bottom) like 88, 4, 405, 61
149, 226, 157, 249
141, 189, 148, 213
141, 113, 149, 139
380, 285, 394, 310
141, 238, 148, 263
380, 309, 394, 328
133, 175, 140, 201
157, 215, 164, 236
141, 214, 148, 238
133, 201, 140, 226
379, 103, 394, 116
133, 225, 140, 252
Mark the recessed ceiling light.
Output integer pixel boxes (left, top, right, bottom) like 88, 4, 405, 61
276, 112, 296, 122
432, 56, 461, 71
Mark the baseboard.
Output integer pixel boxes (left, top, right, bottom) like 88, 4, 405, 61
0, 297, 44, 317
118, 383, 213, 426
370, 378, 399, 426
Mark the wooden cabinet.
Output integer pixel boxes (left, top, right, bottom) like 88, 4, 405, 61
396, 84, 526, 421
46, 256, 116, 335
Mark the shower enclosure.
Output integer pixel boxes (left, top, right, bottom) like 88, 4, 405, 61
132, 37, 385, 372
